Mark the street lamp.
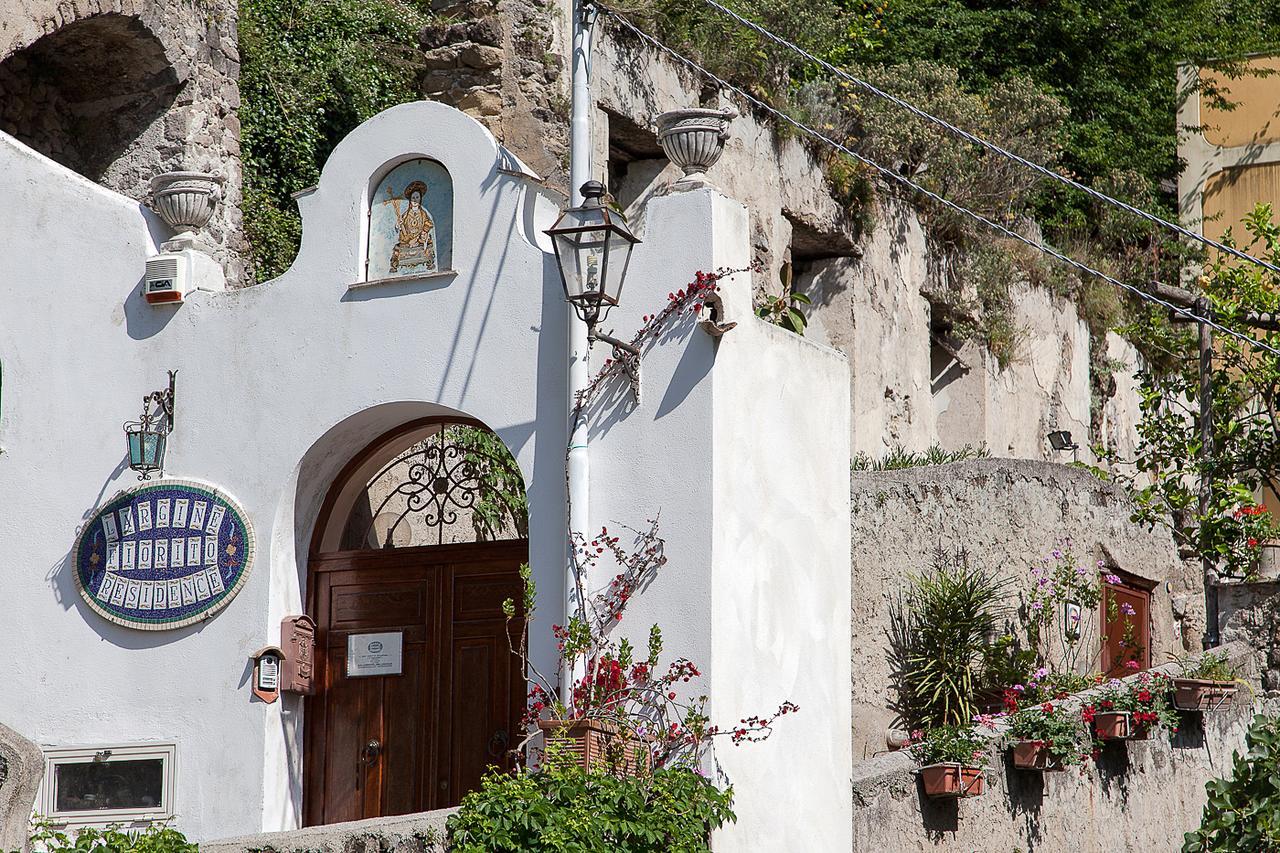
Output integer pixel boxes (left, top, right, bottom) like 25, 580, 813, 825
547, 180, 643, 396
124, 370, 176, 480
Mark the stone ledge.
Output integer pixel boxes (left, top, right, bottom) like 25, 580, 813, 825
202, 809, 456, 853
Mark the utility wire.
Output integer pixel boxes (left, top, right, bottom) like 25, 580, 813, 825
599, 6, 1280, 358
695, 0, 1280, 279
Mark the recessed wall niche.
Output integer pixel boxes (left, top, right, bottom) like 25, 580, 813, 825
367, 158, 454, 281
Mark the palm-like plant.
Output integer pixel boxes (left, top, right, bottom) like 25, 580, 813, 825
891, 546, 1009, 728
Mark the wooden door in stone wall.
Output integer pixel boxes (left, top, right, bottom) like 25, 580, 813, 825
303, 417, 529, 826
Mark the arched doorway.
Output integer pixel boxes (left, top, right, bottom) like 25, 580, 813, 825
303, 416, 528, 826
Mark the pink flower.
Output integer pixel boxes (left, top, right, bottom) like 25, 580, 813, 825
1104, 573, 1121, 585
1124, 660, 1140, 670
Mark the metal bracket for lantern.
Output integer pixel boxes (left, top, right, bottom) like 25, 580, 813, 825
546, 181, 643, 400
124, 371, 176, 480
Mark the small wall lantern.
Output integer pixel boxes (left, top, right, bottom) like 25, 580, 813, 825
1047, 430, 1078, 452
546, 181, 644, 395
250, 645, 284, 704
124, 371, 176, 480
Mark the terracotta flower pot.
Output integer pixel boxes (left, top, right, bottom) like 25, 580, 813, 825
538, 718, 650, 776
1011, 740, 1063, 771
919, 763, 985, 798
1093, 711, 1133, 740
1172, 678, 1238, 712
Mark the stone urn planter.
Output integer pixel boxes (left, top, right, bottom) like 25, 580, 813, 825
918, 763, 985, 798
538, 719, 650, 776
1172, 678, 1239, 711
1011, 740, 1063, 771
656, 107, 737, 186
149, 171, 224, 246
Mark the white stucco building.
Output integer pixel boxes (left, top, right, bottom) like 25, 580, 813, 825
0, 101, 852, 849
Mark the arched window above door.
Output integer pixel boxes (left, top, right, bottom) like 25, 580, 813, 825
320, 419, 527, 552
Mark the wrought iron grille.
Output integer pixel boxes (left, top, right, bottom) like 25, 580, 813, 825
340, 422, 527, 549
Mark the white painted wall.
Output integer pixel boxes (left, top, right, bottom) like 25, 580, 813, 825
588, 189, 853, 851
0, 105, 852, 848
0, 102, 567, 840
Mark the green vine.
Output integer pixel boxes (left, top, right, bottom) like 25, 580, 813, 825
238, 0, 433, 282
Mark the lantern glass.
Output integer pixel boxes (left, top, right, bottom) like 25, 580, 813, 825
546, 183, 639, 325
127, 428, 167, 473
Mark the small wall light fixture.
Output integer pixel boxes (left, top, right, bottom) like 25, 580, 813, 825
547, 181, 644, 395
124, 370, 176, 480
1047, 429, 1078, 452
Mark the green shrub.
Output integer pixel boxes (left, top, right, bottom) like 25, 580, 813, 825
446, 760, 735, 852
1184, 714, 1280, 852
24, 821, 197, 853
908, 723, 990, 767
238, 0, 432, 282
1007, 702, 1087, 767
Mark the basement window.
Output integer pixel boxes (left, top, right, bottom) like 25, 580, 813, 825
39, 744, 175, 827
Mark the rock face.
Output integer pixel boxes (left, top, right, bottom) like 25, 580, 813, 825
0, 0, 247, 286
0, 722, 43, 853
849, 459, 1200, 760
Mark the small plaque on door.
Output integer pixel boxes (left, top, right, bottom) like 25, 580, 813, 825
347, 632, 403, 677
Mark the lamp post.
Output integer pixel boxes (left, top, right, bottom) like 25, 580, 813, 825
124, 371, 176, 480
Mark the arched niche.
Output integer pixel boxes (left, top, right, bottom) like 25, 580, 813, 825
366, 157, 455, 282
0, 14, 181, 182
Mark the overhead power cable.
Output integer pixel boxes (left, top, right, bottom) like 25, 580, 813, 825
598, 6, 1280, 358
694, 0, 1280, 279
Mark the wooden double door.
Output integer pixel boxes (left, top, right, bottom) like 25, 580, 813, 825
303, 540, 526, 826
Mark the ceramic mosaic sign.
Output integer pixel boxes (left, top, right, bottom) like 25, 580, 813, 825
73, 480, 254, 630
367, 158, 454, 280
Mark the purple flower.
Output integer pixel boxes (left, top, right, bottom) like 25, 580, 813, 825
1034, 667, 1049, 680
1104, 573, 1121, 585
1120, 602, 1136, 616
1013, 684, 1025, 693
1031, 600, 1044, 610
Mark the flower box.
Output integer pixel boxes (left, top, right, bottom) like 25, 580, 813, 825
1093, 711, 1133, 740
1011, 740, 1064, 771
538, 718, 650, 776
919, 763, 985, 798
1171, 678, 1238, 712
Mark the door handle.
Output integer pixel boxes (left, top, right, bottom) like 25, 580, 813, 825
362, 739, 382, 766
488, 729, 509, 757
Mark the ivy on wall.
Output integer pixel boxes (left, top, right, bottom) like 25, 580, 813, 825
238, 0, 432, 282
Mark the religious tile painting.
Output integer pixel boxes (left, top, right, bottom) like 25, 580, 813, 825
73, 480, 254, 630
367, 158, 454, 279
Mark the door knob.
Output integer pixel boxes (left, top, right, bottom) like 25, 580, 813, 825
361, 739, 382, 766
488, 729, 510, 757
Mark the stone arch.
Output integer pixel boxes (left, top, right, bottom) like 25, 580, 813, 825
0, 12, 183, 183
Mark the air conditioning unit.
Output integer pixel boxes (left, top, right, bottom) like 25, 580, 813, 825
143, 248, 224, 305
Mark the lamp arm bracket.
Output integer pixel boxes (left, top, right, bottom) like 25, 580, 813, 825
588, 328, 641, 401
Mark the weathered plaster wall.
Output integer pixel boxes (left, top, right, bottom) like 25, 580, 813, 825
0, 0, 246, 285
204, 809, 454, 853
849, 459, 1198, 760
849, 648, 1259, 852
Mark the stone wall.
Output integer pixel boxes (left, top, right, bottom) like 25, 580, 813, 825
850, 647, 1259, 852
849, 458, 1201, 760
203, 810, 453, 853
0, 0, 246, 286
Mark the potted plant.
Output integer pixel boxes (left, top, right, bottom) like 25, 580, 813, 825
1008, 702, 1086, 770
1171, 652, 1242, 711
1084, 671, 1178, 740
911, 725, 989, 798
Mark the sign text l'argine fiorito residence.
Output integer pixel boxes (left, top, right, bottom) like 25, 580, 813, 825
73, 481, 255, 630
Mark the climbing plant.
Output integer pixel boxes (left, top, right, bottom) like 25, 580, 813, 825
1184, 714, 1280, 851
238, 0, 432, 281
